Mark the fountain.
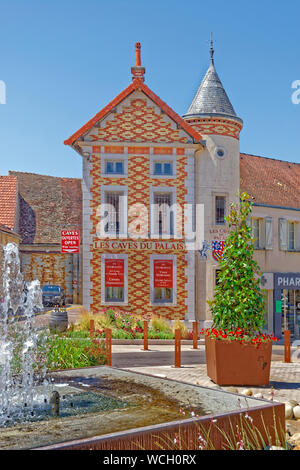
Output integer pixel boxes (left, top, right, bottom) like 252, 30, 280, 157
0, 242, 47, 427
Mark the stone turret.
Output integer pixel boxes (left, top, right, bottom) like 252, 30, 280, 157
183, 36, 243, 140
185, 36, 243, 327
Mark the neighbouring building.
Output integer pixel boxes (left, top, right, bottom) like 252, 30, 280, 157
240, 155, 300, 339
0, 171, 82, 304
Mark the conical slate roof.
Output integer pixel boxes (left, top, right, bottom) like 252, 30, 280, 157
184, 61, 240, 121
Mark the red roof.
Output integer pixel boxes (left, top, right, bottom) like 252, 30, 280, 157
0, 176, 18, 230
64, 78, 202, 146
240, 153, 300, 209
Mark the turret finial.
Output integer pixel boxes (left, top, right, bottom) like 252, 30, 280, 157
210, 32, 214, 64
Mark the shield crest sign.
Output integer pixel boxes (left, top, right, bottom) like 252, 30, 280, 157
212, 240, 225, 262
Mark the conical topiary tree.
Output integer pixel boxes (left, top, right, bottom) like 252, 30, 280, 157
208, 192, 265, 337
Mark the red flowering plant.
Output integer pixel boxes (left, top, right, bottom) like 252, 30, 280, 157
204, 192, 278, 347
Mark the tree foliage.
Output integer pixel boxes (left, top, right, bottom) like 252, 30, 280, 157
208, 192, 265, 336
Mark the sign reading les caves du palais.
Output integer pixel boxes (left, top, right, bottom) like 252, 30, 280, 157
61, 230, 80, 254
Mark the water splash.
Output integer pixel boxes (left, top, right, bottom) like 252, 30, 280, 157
0, 243, 48, 426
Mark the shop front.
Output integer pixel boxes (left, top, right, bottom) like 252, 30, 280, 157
274, 273, 300, 340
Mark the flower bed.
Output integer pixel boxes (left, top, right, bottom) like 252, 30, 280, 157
200, 327, 278, 348
66, 309, 186, 340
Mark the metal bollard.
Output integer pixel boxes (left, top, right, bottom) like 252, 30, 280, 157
175, 329, 181, 368
106, 328, 112, 367
143, 321, 148, 351
90, 319, 95, 338
284, 330, 291, 363
193, 321, 198, 349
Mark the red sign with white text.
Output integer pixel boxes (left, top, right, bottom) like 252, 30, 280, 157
105, 259, 124, 287
154, 260, 173, 288
61, 230, 80, 253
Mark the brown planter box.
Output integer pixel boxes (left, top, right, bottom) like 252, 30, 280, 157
205, 335, 272, 386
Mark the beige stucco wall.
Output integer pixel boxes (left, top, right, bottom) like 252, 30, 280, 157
195, 134, 241, 324
251, 205, 300, 273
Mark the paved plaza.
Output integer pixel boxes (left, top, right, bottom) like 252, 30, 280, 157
33, 305, 300, 404
112, 343, 300, 404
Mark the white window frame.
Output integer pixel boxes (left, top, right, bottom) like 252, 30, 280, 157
279, 218, 288, 251
150, 186, 177, 238
288, 221, 296, 251
150, 154, 176, 179
101, 153, 128, 178
101, 254, 128, 306
265, 217, 273, 250
150, 254, 177, 306
100, 185, 128, 238
251, 217, 263, 249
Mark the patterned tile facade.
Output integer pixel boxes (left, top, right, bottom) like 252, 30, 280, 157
89, 98, 188, 144
186, 118, 242, 140
88, 94, 192, 319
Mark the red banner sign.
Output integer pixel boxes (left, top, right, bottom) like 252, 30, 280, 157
154, 260, 173, 288
61, 230, 80, 253
105, 259, 124, 287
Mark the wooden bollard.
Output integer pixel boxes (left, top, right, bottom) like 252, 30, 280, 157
284, 330, 291, 363
175, 329, 181, 368
193, 321, 198, 349
90, 319, 95, 338
106, 328, 112, 367
143, 321, 148, 351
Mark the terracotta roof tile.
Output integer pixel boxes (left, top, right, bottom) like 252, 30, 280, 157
9, 171, 82, 244
0, 223, 20, 237
240, 153, 300, 209
0, 176, 18, 230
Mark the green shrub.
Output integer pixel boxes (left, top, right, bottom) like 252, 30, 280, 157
150, 316, 172, 334
46, 336, 106, 370
148, 330, 174, 339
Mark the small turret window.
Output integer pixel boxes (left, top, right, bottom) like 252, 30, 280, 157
215, 196, 226, 225
216, 147, 226, 159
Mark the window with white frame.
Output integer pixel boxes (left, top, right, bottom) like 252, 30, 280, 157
100, 186, 128, 237
105, 160, 124, 175
153, 161, 173, 176
105, 192, 121, 234
101, 255, 128, 305
150, 155, 176, 179
152, 191, 175, 237
288, 222, 296, 250
101, 154, 128, 177
252, 218, 262, 249
150, 256, 176, 305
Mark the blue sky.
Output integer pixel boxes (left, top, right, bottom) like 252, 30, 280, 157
0, 0, 299, 178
